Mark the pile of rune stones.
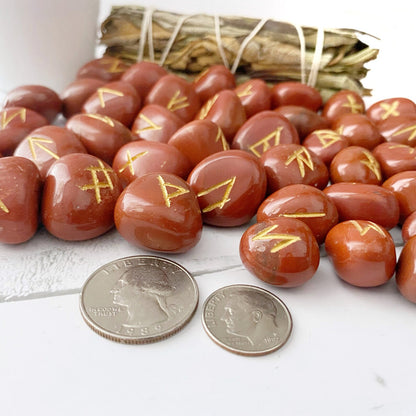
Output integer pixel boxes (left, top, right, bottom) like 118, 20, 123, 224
1, 56, 416, 303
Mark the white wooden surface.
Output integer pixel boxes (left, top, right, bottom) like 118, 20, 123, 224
1, 1, 416, 415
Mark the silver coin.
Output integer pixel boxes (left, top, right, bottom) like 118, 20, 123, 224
80, 255, 199, 344
202, 284, 292, 356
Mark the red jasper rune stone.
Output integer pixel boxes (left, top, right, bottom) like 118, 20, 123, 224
396, 236, 416, 303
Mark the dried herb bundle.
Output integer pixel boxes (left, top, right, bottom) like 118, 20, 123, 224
100, 5, 378, 99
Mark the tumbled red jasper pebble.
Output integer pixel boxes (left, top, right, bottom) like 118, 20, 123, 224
76, 57, 129, 82
323, 182, 400, 230
14, 125, 87, 180
82, 81, 141, 127
42, 153, 122, 241
271, 82, 322, 112
145, 74, 201, 123
0, 107, 48, 155
61, 78, 106, 119
401, 211, 416, 243
376, 115, 416, 147
332, 113, 383, 149
329, 145, 382, 185
382, 171, 416, 222
168, 120, 229, 167
0, 156, 41, 244
366, 97, 416, 124
112, 140, 192, 187
303, 129, 348, 166
234, 79, 272, 118
130, 104, 185, 143
114, 172, 202, 253
372, 142, 416, 178
4, 85, 62, 123
240, 217, 320, 287
66, 113, 133, 165
196, 90, 246, 141
322, 90, 365, 124
121, 61, 168, 101
231, 111, 299, 158
257, 184, 338, 245
187, 150, 266, 227
274, 105, 329, 140
396, 236, 416, 303
260, 144, 329, 193
325, 220, 396, 287
193, 65, 236, 104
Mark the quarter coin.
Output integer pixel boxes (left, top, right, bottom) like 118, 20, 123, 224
202, 284, 292, 356
80, 255, 199, 344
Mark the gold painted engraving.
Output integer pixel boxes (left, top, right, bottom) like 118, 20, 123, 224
392, 124, 416, 143
350, 220, 385, 236
314, 130, 342, 148
388, 144, 415, 153
249, 127, 283, 157
0, 198, 9, 214
193, 68, 209, 83
341, 94, 364, 113
197, 176, 236, 213
335, 125, 344, 136
0, 108, 26, 129
360, 150, 382, 181
215, 127, 229, 151
167, 90, 190, 112
157, 175, 190, 208
281, 212, 325, 218
99, 57, 125, 73
236, 83, 253, 98
78, 160, 114, 204
197, 94, 218, 120
85, 113, 115, 127
27, 136, 59, 160
134, 114, 162, 134
252, 224, 301, 253
285, 147, 314, 177
97, 87, 124, 108
118, 150, 148, 175
379, 101, 400, 120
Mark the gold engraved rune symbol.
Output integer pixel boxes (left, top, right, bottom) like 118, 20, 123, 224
392, 124, 416, 143
252, 224, 301, 253
342, 94, 364, 113
249, 127, 283, 157
360, 150, 382, 181
197, 94, 218, 120
197, 176, 236, 213
388, 144, 415, 154
85, 113, 115, 127
350, 220, 385, 236
1, 108, 26, 129
281, 212, 325, 218
379, 101, 400, 120
134, 114, 162, 134
314, 130, 342, 149
118, 150, 148, 175
285, 147, 314, 177
28, 136, 59, 160
157, 175, 190, 208
97, 88, 124, 108
237, 83, 253, 98
99, 57, 125, 73
215, 127, 229, 151
78, 160, 114, 204
0, 198, 9, 214
167, 90, 190, 112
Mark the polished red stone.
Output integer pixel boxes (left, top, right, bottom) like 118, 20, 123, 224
145, 74, 201, 123
114, 172, 202, 253
271, 82, 322, 112
112, 140, 192, 187
14, 125, 87, 180
76, 57, 129, 82
61, 78, 106, 119
130, 104, 185, 143
323, 182, 400, 229
0, 107, 48, 156
42, 153, 122, 241
325, 219, 396, 287
168, 119, 229, 167
0, 156, 41, 244
322, 90, 365, 124
187, 149, 267, 227
396, 236, 416, 303
82, 81, 141, 127
329, 145, 383, 185
234, 78, 271, 118
401, 211, 416, 243
303, 129, 349, 166
240, 217, 320, 287
260, 143, 329, 193
366, 97, 416, 124
372, 142, 416, 178
66, 113, 133, 165
193, 65, 236, 104
257, 184, 339, 244
376, 115, 416, 147
231, 111, 299, 158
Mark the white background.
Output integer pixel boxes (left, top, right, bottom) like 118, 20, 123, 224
1, 1, 416, 415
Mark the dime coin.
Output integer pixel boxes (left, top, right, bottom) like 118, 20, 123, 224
80, 255, 199, 344
202, 284, 292, 356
